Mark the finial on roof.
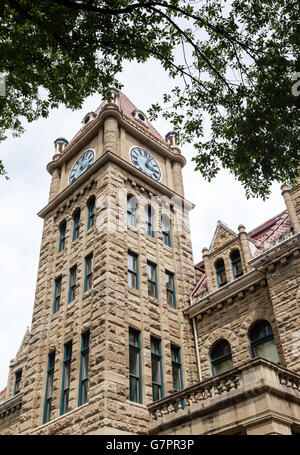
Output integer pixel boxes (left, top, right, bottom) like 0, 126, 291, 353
54, 137, 69, 154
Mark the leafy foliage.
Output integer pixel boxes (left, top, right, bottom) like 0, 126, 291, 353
1, 0, 299, 197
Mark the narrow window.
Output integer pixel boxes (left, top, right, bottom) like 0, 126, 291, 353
78, 331, 89, 406
128, 252, 139, 290
215, 258, 227, 287
129, 329, 142, 403
249, 320, 279, 363
58, 221, 66, 252
87, 196, 95, 230
84, 254, 93, 292
53, 277, 62, 314
162, 215, 171, 246
127, 195, 137, 227
147, 261, 158, 299
68, 266, 77, 303
210, 340, 234, 376
171, 345, 183, 392
72, 209, 80, 241
165, 271, 176, 308
14, 370, 22, 395
145, 205, 155, 237
230, 249, 243, 279
60, 342, 72, 415
151, 338, 163, 401
43, 351, 55, 424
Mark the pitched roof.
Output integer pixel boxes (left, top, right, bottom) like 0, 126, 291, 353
64, 91, 169, 153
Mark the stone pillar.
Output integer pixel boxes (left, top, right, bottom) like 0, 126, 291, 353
48, 166, 60, 202
172, 162, 184, 197
238, 224, 253, 272
103, 116, 119, 156
202, 247, 214, 293
281, 184, 300, 233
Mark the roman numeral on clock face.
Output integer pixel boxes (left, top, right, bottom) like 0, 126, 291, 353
130, 146, 161, 181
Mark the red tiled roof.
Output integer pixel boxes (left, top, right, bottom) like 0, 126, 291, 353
191, 273, 207, 297
66, 91, 168, 152
0, 387, 6, 400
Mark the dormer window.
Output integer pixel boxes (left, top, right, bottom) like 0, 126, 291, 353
133, 110, 148, 126
82, 112, 96, 126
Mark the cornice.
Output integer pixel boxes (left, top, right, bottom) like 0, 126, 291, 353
185, 269, 265, 319
38, 151, 195, 219
248, 233, 300, 271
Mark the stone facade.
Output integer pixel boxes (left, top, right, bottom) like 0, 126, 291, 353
1, 91, 300, 435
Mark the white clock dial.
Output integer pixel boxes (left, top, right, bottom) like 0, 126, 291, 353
69, 149, 95, 184
130, 146, 161, 181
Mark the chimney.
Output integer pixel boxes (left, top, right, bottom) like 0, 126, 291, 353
54, 137, 69, 155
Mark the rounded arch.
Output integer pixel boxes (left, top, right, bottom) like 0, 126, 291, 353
248, 319, 279, 363
201, 327, 239, 361
87, 195, 96, 229
210, 339, 234, 376
230, 248, 243, 279
127, 193, 138, 227
214, 257, 227, 287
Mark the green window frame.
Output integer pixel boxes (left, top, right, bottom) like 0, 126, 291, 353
215, 258, 227, 288
129, 328, 142, 404
162, 214, 171, 247
151, 337, 164, 401
68, 265, 77, 303
72, 209, 80, 241
58, 220, 66, 252
165, 271, 176, 308
249, 320, 279, 363
210, 340, 234, 376
60, 342, 72, 415
128, 251, 139, 290
87, 196, 95, 230
147, 261, 158, 299
230, 249, 243, 279
43, 351, 55, 424
53, 276, 62, 314
84, 254, 93, 292
171, 345, 183, 392
14, 370, 22, 395
78, 331, 89, 406
145, 205, 155, 237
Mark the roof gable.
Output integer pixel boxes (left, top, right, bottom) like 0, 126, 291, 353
209, 221, 238, 253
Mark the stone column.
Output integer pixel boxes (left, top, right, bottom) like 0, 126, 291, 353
103, 116, 119, 156
202, 247, 214, 293
238, 224, 253, 272
172, 161, 184, 197
48, 165, 60, 202
281, 184, 300, 233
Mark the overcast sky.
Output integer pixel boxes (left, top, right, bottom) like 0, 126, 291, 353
0, 59, 286, 390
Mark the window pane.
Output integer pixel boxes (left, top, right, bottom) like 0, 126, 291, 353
129, 349, 138, 375
151, 357, 160, 383
254, 340, 279, 363
130, 376, 138, 402
172, 365, 181, 391
214, 358, 234, 375
152, 383, 161, 402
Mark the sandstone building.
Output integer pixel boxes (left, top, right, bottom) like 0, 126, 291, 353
0, 91, 300, 435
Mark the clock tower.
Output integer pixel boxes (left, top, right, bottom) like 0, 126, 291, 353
2, 91, 197, 435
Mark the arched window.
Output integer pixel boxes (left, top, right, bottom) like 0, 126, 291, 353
58, 220, 66, 252
127, 195, 138, 227
249, 320, 279, 363
230, 249, 243, 279
162, 214, 171, 246
87, 196, 95, 230
215, 258, 227, 287
210, 340, 234, 376
72, 209, 80, 241
145, 205, 154, 237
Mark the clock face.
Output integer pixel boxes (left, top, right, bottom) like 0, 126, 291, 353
69, 149, 95, 184
130, 146, 162, 181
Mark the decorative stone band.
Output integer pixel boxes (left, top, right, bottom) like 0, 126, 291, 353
147, 357, 300, 431
0, 392, 22, 419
